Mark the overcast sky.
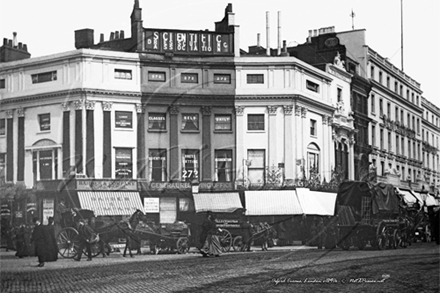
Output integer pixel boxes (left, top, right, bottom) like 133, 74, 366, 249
1, 0, 439, 108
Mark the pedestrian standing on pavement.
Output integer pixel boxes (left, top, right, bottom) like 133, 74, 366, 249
74, 219, 96, 261
31, 217, 47, 267
207, 213, 222, 257
241, 220, 253, 252
45, 217, 58, 262
15, 224, 27, 258
197, 211, 212, 257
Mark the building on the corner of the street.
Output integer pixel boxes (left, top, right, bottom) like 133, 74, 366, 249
0, 32, 144, 225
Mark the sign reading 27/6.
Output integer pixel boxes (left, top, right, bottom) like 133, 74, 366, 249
144, 29, 233, 55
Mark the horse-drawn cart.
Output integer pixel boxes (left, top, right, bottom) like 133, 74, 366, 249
335, 181, 404, 250
56, 209, 101, 258
134, 221, 191, 254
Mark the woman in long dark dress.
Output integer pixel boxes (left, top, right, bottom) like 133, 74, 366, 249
45, 217, 58, 262
31, 218, 48, 267
207, 214, 222, 257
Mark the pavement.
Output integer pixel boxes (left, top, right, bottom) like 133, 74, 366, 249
0, 245, 317, 273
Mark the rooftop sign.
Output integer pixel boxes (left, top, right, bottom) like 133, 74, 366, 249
144, 29, 233, 55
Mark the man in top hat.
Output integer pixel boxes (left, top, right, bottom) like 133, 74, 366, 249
31, 217, 49, 267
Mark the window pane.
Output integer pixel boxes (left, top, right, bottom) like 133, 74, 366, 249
182, 114, 199, 130
181, 73, 198, 83
215, 150, 232, 182
182, 149, 199, 182
214, 114, 231, 130
247, 114, 264, 130
148, 113, 166, 130
149, 149, 167, 181
115, 148, 132, 179
39, 114, 51, 131
39, 150, 53, 179
115, 111, 133, 129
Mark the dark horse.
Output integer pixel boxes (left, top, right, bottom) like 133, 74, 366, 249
93, 209, 145, 258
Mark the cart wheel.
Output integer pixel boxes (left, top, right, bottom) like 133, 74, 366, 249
90, 242, 101, 257
176, 237, 190, 254
376, 235, 386, 250
219, 229, 232, 253
233, 236, 243, 252
57, 227, 80, 258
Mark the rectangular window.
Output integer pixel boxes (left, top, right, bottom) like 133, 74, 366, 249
306, 80, 319, 92
379, 71, 383, 84
310, 119, 317, 136
115, 148, 132, 179
247, 114, 264, 131
413, 142, 416, 159
247, 149, 265, 185
39, 150, 53, 180
380, 129, 384, 149
412, 117, 415, 130
308, 152, 320, 174
401, 137, 405, 156
371, 94, 375, 113
148, 71, 166, 82
387, 76, 390, 88
395, 107, 398, 122
406, 89, 410, 100
370, 66, 374, 79
387, 102, 391, 118
337, 88, 342, 102
394, 81, 398, 93
114, 69, 132, 80
148, 113, 166, 130
381, 161, 385, 176
181, 149, 199, 182
214, 74, 231, 84
0, 119, 5, 135
401, 110, 404, 125
182, 114, 199, 131
32, 71, 57, 84
214, 114, 232, 131
181, 73, 198, 83
246, 74, 264, 84
396, 135, 400, 155
400, 85, 403, 96
38, 113, 51, 131
371, 125, 376, 147
411, 92, 414, 103
407, 114, 410, 127
388, 132, 391, 151
215, 150, 232, 182
379, 99, 383, 116
149, 149, 167, 182
0, 79, 5, 89
115, 111, 133, 129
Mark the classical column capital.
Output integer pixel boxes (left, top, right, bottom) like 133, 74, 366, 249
201, 106, 212, 116
301, 107, 308, 118
61, 102, 71, 112
295, 105, 301, 116
136, 103, 145, 113
169, 105, 180, 115
102, 102, 113, 111
6, 110, 13, 119
74, 99, 85, 110
283, 105, 293, 115
17, 107, 25, 117
85, 100, 95, 110
235, 106, 244, 116
322, 115, 329, 125
267, 106, 278, 116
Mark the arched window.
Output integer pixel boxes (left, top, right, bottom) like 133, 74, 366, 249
27, 139, 61, 181
307, 143, 320, 177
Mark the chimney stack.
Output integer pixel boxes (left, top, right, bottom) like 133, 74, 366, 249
277, 11, 281, 56
115, 31, 120, 39
110, 32, 115, 40
308, 30, 312, 43
13, 32, 17, 47
120, 30, 125, 39
257, 33, 261, 47
74, 29, 94, 49
266, 11, 270, 56
100, 33, 104, 43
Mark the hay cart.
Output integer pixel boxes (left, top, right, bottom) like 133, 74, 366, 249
335, 181, 402, 250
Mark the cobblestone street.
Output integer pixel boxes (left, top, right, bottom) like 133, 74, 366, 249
1, 242, 439, 293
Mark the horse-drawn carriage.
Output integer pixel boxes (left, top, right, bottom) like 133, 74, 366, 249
232, 222, 276, 252
335, 181, 404, 250
56, 208, 101, 258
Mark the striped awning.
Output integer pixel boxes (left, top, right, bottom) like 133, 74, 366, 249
244, 190, 303, 216
77, 192, 144, 216
295, 188, 337, 216
193, 193, 243, 213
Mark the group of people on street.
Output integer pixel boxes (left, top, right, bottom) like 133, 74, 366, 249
30, 216, 58, 267
197, 211, 222, 257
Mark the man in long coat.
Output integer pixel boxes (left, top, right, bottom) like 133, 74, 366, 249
74, 219, 95, 261
31, 218, 48, 267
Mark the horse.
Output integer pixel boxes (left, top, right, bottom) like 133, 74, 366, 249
93, 209, 146, 258
252, 222, 276, 251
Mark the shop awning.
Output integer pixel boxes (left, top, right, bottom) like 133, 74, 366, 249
244, 190, 303, 216
425, 194, 439, 206
77, 192, 144, 216
412, 192, 425, 205
193, 192, 243, 213
295, 188, 337, 216
396, 188, 418, 204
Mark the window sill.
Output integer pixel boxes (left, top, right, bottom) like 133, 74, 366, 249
214, 130, 233, 134
115, 128, 134, 132
37, 130, 51, 134
181, 130, 200, 133
148, 129, 167, 133
246, 130, 265, 133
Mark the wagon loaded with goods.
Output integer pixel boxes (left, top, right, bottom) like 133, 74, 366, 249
335, 181, 404, 250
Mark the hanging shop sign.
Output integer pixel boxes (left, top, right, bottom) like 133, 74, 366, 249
42, 198, 54, 225
144, 29, 233, 55
144, 198, 160, 213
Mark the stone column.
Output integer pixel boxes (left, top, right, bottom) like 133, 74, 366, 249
17, 108, 25, 181
235, 106, 245, 185
169, 105, 180, 181
74, 100, 84, 174
322, 115, 329, 182
201, 106, 212, 182
102, 101, 112, 178
295, 105, 303, 178
136, 103, 146, 179
268, 105, 278, 168
85, 100, 95, 178
283, 105, 294, 184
